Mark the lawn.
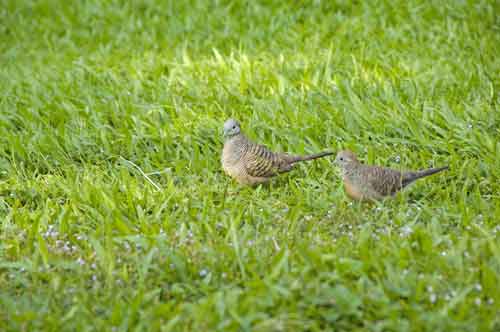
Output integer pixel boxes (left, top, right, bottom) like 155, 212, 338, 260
1, 0, 499, 331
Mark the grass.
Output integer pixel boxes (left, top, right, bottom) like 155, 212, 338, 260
1, 0, 499, 330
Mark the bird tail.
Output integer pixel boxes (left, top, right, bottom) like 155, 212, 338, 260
403, 166, 449, 186
291, 151, 334, 163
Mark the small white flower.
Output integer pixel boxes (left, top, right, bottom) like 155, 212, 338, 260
474, 283, 482, 292
429, 293, 437, 303
76, 257, 85, 266
199, 269, 208, 277
400, 225, 413, 237
474, 297, 481, 306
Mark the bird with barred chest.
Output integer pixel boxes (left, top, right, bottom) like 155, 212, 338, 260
335, 150, 449, 201
221, 119, 334, 185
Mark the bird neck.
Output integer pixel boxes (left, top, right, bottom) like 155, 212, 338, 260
223, 133, 249, 164
342, 162, 361, 178
224, 132, 243, 143
224, 133, 250, 151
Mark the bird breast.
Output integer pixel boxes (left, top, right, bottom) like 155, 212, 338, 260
343, 177, 365, 201
222, 136, 247, 171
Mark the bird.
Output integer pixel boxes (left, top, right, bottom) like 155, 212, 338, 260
221, 118, 333, 185
334, 150, 448, 201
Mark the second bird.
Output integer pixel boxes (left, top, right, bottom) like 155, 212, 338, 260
221, 119, 333, 185
335, 150, 448, 201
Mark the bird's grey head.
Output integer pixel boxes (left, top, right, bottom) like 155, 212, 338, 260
335, 150, 359, 169
223, 118, 241, 138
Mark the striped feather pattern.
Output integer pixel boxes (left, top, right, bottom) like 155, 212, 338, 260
245, 143, 285, 177
222, 131, 332, 185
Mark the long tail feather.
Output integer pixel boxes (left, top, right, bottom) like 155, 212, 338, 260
291, 151, 334, 163
403, 166, 449, 186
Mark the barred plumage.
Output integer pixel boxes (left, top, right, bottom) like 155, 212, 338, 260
336, 150, 448, 201
221, 119, 333, 185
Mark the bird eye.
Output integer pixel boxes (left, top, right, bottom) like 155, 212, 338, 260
232, 126, 236, 129
339, 157, 344, 161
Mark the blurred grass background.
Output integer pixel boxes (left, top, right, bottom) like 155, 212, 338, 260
0, 0, 499, 331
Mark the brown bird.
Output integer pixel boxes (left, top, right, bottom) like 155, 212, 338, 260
334, 150, 448, 201
221, 119, 333, 185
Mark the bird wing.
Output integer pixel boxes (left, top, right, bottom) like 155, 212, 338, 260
244, 143, 289, 178
363, 166, 404, 196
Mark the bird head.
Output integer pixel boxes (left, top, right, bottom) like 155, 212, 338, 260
223, 118, 241, 138
335, 150, 359, 169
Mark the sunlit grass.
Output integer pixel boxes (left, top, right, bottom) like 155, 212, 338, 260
1, 0, 499, 331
